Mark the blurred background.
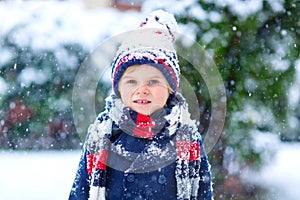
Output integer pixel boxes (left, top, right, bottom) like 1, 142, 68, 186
0, 0, 300, 199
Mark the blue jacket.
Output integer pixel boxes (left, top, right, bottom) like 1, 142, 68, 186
69, 126, 212, 199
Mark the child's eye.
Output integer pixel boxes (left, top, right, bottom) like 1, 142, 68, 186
126, 79, 137, 84
148, 79, 160, 85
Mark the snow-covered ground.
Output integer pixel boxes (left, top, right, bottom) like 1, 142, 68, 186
0, 150, 81, 200
245, 141, 300, 200
0, 141, 300, 200
240, 131, 300, 200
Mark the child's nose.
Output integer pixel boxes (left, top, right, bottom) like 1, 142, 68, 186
135, 84, 149, 94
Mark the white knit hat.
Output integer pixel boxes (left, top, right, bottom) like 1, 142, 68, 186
111, 10, 180, 97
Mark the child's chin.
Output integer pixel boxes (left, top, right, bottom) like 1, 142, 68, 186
132, 105, 163, 116
134, 108, 153, 116
137, 110, 152, 116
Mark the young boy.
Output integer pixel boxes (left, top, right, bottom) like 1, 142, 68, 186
69, 10, 213, 200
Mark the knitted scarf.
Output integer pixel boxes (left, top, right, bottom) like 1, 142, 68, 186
85, 93, 202, 200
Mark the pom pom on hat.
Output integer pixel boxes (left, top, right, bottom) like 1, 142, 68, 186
139, 9, 178, 43
111, 10, 180, 97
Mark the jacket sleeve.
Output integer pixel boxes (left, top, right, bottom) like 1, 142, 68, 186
68, 146, 90, 200
198, 141, 213, 200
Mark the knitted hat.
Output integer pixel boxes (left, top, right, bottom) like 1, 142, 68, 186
111, 10, 180, 97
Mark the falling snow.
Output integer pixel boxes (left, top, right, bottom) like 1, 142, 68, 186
0, 0, 300, 199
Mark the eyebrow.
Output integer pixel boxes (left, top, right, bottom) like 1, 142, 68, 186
121, 75, 135, 79
122, 75, 165, 79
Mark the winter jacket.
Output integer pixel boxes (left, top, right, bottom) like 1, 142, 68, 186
69, 124, 212, 200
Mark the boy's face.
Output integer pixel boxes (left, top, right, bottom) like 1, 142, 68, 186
118, 64, 170, 116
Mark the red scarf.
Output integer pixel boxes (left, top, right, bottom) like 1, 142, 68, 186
133, 113, 155, 139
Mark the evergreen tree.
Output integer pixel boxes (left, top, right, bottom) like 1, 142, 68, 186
165, 0, 300, 198
0, 24, 89, 149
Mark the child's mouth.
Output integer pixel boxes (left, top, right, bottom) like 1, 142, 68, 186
133, 99, 151, 104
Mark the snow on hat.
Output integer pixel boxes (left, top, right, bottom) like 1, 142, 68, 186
111, 9, 180, 97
